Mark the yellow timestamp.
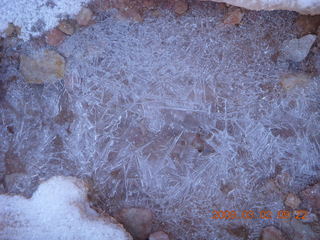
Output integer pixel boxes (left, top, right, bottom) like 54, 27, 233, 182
210, 209, 308, 220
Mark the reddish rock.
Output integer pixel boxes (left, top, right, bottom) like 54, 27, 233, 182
20, 50, 65, 84
223, 7, 244, 25
143, 0, 156, 9
149, 231, 170, 240
115, 207, 153, 240
45, 28, 66, 46
76, 7, 93, 26
295, 15, 320, 36
260, 226, 287, 240
174, 0, 189, 15
58, 21, 75, 35
280, 73, 310, 90
225, 225, 249, 239
284, 193, 301, 209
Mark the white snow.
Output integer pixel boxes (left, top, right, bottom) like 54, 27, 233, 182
0, 0, 90, 40
0, 176, 132, 240
209, 0, 320, 14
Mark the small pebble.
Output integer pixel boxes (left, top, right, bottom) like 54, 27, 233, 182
149, 231, 170, 240
223, 7, 244, 25
58, 21, 75, 35
115, 207, 153, 240
284, 193, 301, 209
174, 0, 188, 15
45, 28, 66, 46
280, 73, 309, 90
260, 226, 287, 240
76, 7, 93, 26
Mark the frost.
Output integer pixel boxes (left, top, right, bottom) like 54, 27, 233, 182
1, 4, 320, 240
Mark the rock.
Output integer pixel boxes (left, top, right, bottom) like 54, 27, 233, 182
280, 73, 310, 90
223, 7, 244, 25
300, 183, 320, 216
225, 225, 249, 239
295, 15, 320, 36
174, 0, 188, 15
5, 23, 21, 37
149, 231, 170, 240
260, 226, 287, 240
58, 21, 75, 35
76, 7, 93, 26
0, 176, 132, 240
282, 34, 317, 62
284, 193, 301, 209
45, 28, 66, 46
115, 207, 153, 240
20, 50, 65, 84
143, 0, 156, 9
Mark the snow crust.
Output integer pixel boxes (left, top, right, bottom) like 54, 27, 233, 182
0, 0, 90, 40
210, 0, 320, 14
0, 176, 132, 240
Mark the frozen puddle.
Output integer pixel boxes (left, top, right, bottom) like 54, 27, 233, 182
1, 4, 320, 240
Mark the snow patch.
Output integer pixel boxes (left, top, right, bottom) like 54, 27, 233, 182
0, 0, 90, 40
0, 176, 132, 240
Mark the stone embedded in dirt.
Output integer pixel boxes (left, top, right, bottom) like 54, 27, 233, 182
282, 34, 317, 62
115, 207, 153, 240
5, 23, 21, 37
121, 8, 144, 22
20, 50, 65, 84
149, 231, 170, 240
260, 226, 287, 240
280, 73, 310, 90
300, 183, 320, 216
223, 7, 244, 25
295, 15, 320, 36
284, 193, 301, 209
174, 0, 189, 15
58, 21, 75, 35
76, 7, 93, 26
143, 0, 156, 9
225, 225, 250, 239
45, 28, 66, 46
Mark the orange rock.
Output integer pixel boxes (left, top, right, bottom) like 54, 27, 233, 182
58, 20, 75, 35
223, 7, 244, 25
45, 28, 66, 46
76, 7, 93, 26
174, 0, 189, 15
